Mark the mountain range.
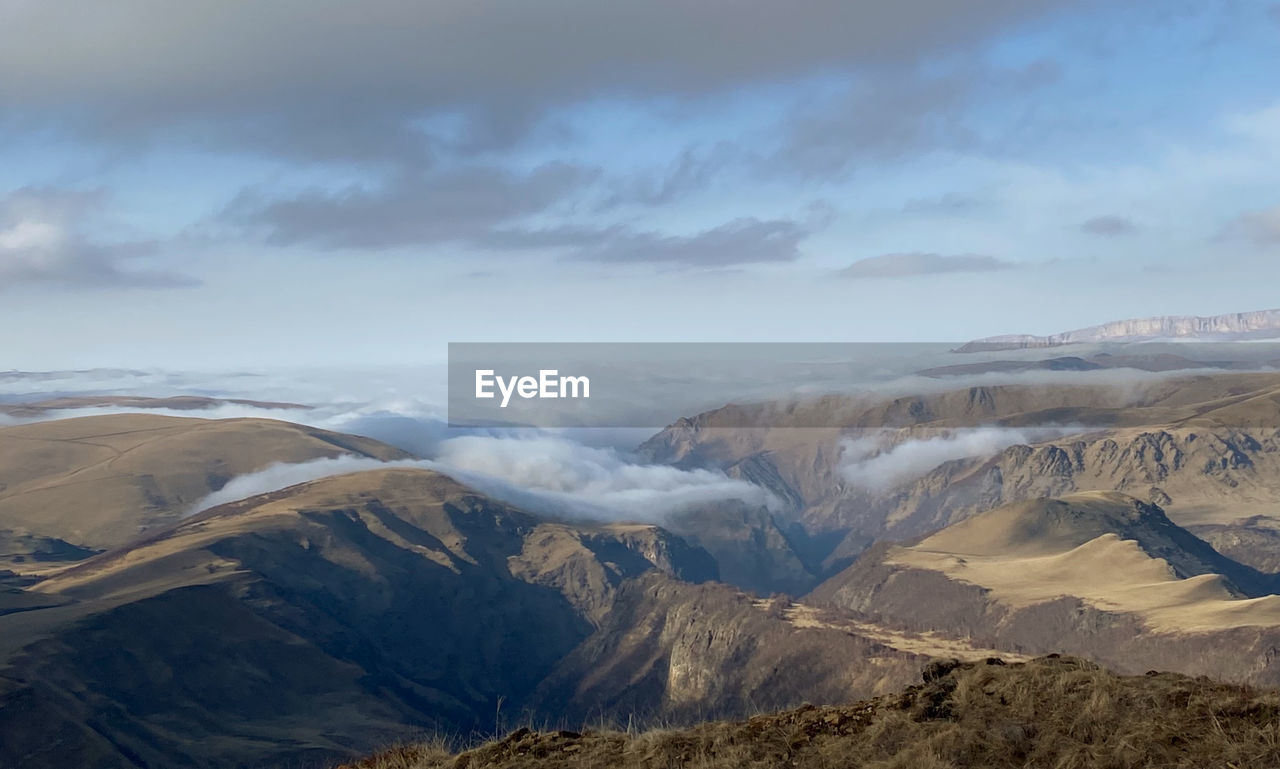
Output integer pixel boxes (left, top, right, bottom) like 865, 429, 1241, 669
6, 366, 1280, 766
956, 308, 1280, 352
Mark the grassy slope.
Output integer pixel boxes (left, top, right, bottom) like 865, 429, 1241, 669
345, 655, 1280, 769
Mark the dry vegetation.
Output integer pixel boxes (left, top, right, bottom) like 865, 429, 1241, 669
341, 656, 1280, 769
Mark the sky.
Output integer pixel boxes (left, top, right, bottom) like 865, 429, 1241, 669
2, 1, 1279, 369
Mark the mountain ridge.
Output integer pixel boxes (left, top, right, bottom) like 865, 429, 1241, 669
957, 308, 1280, 352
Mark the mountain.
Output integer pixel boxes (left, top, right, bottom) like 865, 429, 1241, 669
0, 467, 724, 769
526, 574, 927, 725
664, 501, 817, 595
346, 655, 1280, 769
955, 308, 1280, 352
811, 492, 1280, 685
5, 457, 1016, 769
914, 351, 1259, 378
0, 413, 409, 557
640, 372, 1280, 573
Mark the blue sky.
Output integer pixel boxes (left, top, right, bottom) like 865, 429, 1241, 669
1, 0, 1278, 368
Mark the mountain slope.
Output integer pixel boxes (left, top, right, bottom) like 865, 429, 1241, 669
527, 574, 926, 725
0, 468, 717, 769
0, 413, 410, 553
641, 373, 1280, 572
0, 461, 1031, 769
811, 493, 1280, 685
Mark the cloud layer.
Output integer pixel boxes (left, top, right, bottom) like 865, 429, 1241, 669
0, 0, 1075, 160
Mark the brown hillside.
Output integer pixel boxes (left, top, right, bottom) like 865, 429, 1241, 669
0, 413, 409, 553
344, 655, 1280, 769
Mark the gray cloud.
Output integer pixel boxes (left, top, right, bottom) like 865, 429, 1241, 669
599, 143, 740, 209
222, 163, 596, 249
1080, 214, 1138, 237
761, 59, 1060, 179
839, 252, 1015, 279
0, 188, 196, 289
900, 192, 987, 216
1218, 206, 1280, 246
0, 1, 1083, 163
222, 158, 812, 266
568, 218, 810, 266
485, 216, 812, 266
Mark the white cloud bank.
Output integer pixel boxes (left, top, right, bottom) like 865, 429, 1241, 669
839, 426, 1083, 492
186, 435, 777, 523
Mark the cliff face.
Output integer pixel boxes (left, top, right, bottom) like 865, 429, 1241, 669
958, 308, 1280, 352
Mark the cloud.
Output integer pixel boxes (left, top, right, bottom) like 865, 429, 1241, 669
0, 1, 1081, 162
1218, 206, 1280, 246
429, 435, 779, 518
839, 252, 1014, 279
186, 456, 422, 514
222, 163, 595, 250
0, 188, 197, 289
545, 217, 811, 266
1080, 214, 1138, 237
838, 426, 1081, 492
761, 59, 1059, 179
185, 436, 778, 522
223, 159, 814, 264
900, 193, 987, 216
598, 143, 740, 208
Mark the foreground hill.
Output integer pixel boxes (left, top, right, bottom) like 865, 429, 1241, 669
813, 492, 1280, 685
344, 655, 1280, 769
0, 413, 409, 559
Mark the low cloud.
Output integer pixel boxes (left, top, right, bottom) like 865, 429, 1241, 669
1080, 215, 1138, 237
839, 252, 1013, 279
839, 426, 1081, 492
0, 188, 196, 289
432, 435, 779, 519
185, 434, 778, 522
187, 456, 422, 514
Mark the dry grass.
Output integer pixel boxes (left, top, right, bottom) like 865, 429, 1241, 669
340, 656, 1280, 769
